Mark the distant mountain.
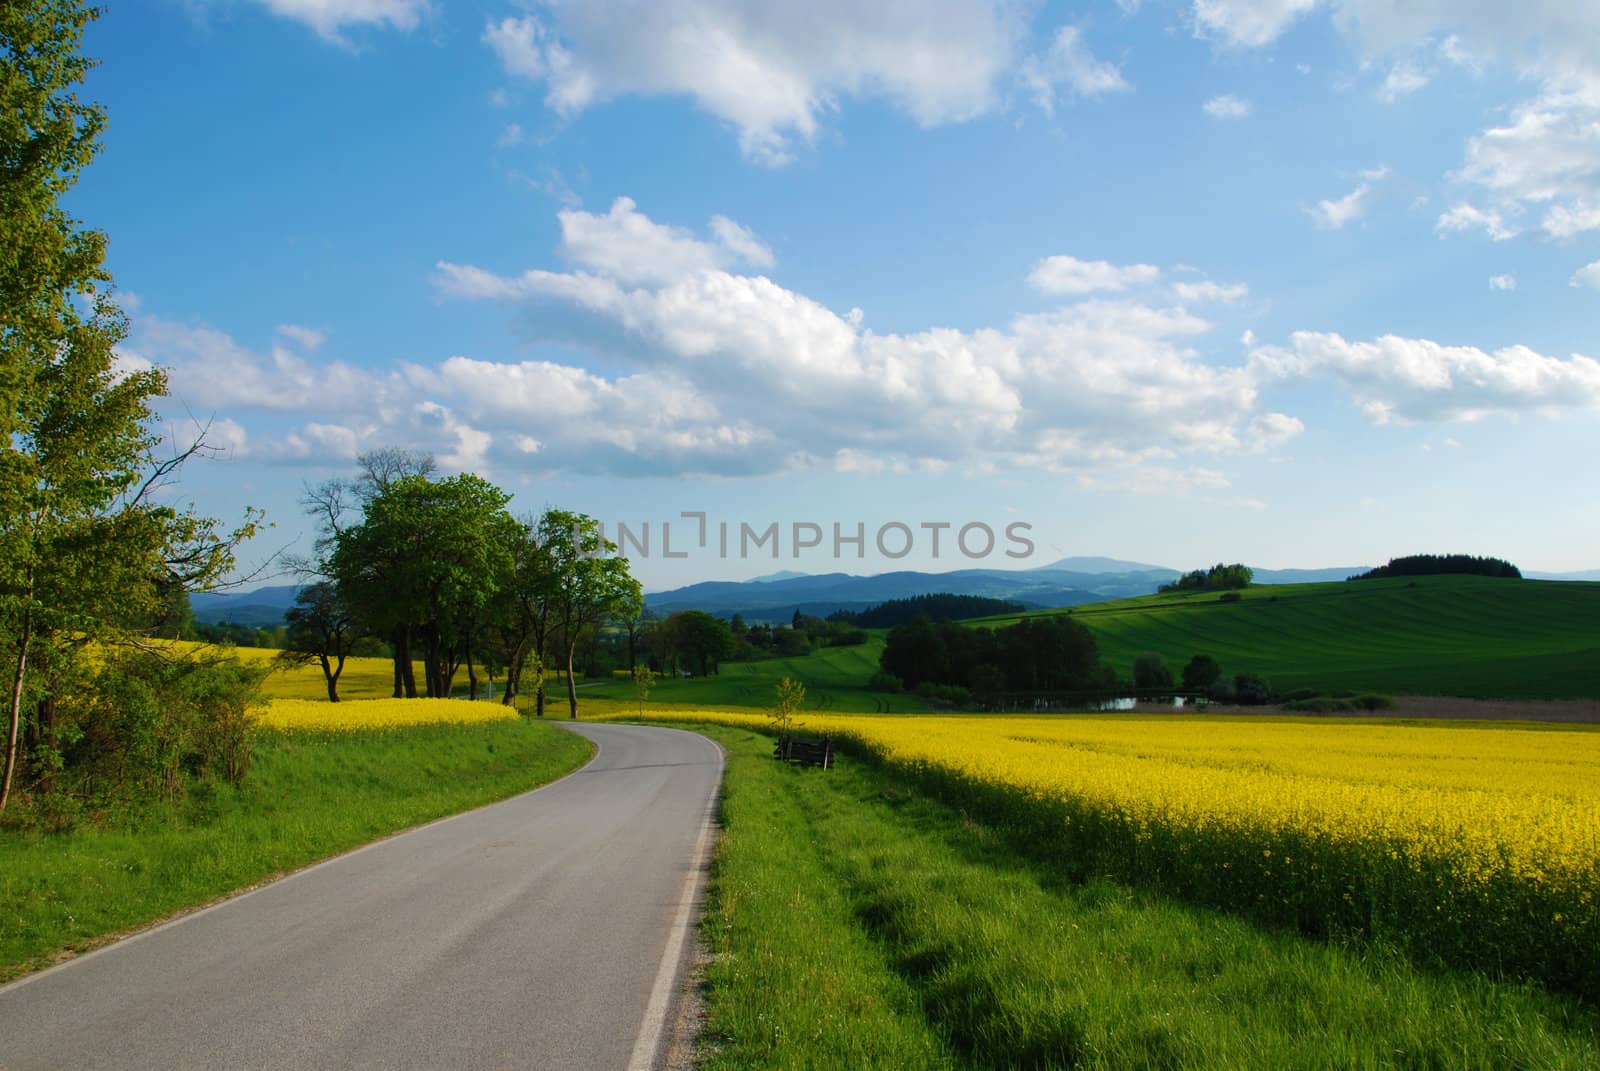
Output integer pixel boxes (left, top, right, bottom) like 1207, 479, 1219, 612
1527, 570, 1600, 581
646, 566, 1165, 622
747, 570, 810, 583
190, 584, 300, 626
1033, 555, 1176, 575
1252, 567, 1373, 584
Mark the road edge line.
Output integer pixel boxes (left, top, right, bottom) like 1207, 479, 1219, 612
628, 730, 725, 1071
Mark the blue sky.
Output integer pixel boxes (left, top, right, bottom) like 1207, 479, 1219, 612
78, 0, 1600, 590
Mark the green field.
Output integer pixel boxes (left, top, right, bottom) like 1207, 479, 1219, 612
580, 634, 930, 713
689, 723, 1600, 1068
975, 575, 1600, 700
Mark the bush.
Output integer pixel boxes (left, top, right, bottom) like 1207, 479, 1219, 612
1132, 652, 1173, 690
1281, 688, 1321, 703
1218, 591, 1242, 603
1232, 674, 1272, 705
1354, 694, 1393, 711
868, 670, 904, 694
1181, 654, 1222, 691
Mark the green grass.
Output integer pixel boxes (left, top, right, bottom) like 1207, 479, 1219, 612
581, 634, 930, 713
0, 719, 592, 980
974, 575, 1600, 699
692, 723, 1600, 1069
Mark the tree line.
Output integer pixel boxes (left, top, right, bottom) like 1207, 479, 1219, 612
876, 616, 1115, 704
286, 451, 641, 718
1159, 563, 1254, 593
1348, 555, 1521, 581
828, 593, 1025, 629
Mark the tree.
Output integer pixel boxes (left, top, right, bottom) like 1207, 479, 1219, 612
1132, 652, 1174, 691
540, 510, 641, 719
632, 663, 656, 718
1181, 654, 1222, 692
2, 3, 261, 811
483, 516, 558, 712
770, 676, 805, 737
280, 582, 361, 702
331, 473, 516, 700
669, 610, 733, 676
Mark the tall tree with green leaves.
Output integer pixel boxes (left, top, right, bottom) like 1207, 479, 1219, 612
332, 473, 517, 699
2, 1, 262, 810
540, 510, 641, 719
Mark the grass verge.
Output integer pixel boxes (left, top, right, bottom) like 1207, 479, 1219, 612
0, 718, 592, 981
691, 723, 1600, 1069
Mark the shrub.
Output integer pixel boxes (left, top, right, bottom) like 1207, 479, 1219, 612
1132, 652, 1174, 690
1281, 688, 1320, 702
1232, 674, 1272, 705
1354, 694, 1393, 711
1218, 591, 1242, 603
868, 670, 904, 694
1181, 654, 1222, 691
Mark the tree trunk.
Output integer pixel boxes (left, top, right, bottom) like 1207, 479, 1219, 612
2, 600, 34, 813
320, 652, 340, 702
467, 644, 479, 701
391, 627, 405, 698
566, 640, 579, 719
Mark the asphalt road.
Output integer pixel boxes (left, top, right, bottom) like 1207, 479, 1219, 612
0, 722, 723, 1071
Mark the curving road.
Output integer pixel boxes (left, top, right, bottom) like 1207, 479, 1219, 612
0, 722, 722, 1071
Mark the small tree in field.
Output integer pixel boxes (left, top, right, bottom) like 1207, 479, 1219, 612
632, 663, 656, 718
770, 676, 805, 738
1132, 652, 1173, 691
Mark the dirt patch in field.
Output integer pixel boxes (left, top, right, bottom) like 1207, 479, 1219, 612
1130, 697, 1600, 724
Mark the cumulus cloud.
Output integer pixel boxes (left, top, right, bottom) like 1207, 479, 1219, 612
1028, 255, 1160, 295
1378, 62, 1430, 101
144, 200, 1598, 482
1174, 279, 1249, 303
1202, 94, 1252, 119
1571, 260, 1600, 289
1021, 26, 1130, 116
252, 0, 429, 43
1306, 173, 1383, 229
553, 197, 774, 286
1435, 202, 1520, 241
1253, 330, 1600, 422
275, 323, 326, 351
1489, 274, 1518, 291
483, 2, 1027, 164
1455, 79, 1600, 240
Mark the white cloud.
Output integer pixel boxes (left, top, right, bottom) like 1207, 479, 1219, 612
553, 197, 774, 286
496, 122, 525, 148
1489, 274, 1518, 291
1254, 330, 1600, 422
275, 323, 326, 351
1174, 279, 1249, 303
1203, 94, 1253, 119
708, 216, 776, 270
483, 3, 1026, 165
1028, 255, 1160, 295
1021, 26, 1130, 117
1456, 80, 1600, 239
1378, 62, 1430, 102
1571, 260, 1600, 289
1435, 202, 1520, 241
252, 0, 429, 43
1306, 172, 1385, 229
1190, 0, 1321, 48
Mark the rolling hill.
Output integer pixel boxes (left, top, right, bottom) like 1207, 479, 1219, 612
977, 575, 1600, 700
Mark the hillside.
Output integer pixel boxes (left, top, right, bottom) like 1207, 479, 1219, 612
976, 575, 1600, 700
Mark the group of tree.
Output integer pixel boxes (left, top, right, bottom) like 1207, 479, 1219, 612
1132, 651, 1272, 704
1349, 555, 1521, 581
1159, 563, 1254, 594
877, 615, 1112, 704
287, 454, 642, 717
828, 593, 1024, 630
2, 1, 265, 816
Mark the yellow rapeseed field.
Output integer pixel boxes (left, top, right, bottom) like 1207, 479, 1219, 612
259, 697, 519, 731
602, 707, 1600, 994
